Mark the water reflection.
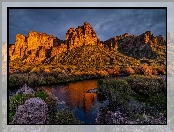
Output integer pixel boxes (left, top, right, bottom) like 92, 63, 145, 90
36, 80, 100, 124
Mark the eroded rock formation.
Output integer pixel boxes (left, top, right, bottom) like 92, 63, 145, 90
66, 22, 101, 50
9, 31, 65, 64
103, 31, 166, 50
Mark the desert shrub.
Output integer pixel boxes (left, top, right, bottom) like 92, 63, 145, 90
106, 68, 114, 75
140, 63, 152, 75
152, 69, 158, 75
30, 67, 41, 74
28, 73, 39, 86
43, 68, 51, 74
156, 67, 166, 75
52, 67, 62, 73
124, 67, 135, 75
126, 75, 166, 95
36, 90, 58, 123
97, 79, 104, 85
54, 108, 83, 124
18, 65, 31, 73
126, 75, 166, 108
44, 76, 56, 84
87, 70, 98, 78
98, 79, 132, 106
112, 66, 120, 76
96, 69, 109, 77
134, 67, 142, 74
9, 74, 29, 87
9, 74, 19, 87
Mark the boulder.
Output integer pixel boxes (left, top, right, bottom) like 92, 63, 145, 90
12, 97, 50, 124
16, 84, 36, 95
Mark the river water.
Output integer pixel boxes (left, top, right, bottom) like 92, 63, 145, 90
35, 79, 108, 124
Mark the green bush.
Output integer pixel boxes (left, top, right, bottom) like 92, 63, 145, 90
44, 76, 56, 84
126, 75, 166, 96
126, 75, 166, 108
98, 78, 132, 105
9, 94, 34, 122
30, 67, 41, 73
28, 73, 39, 86
9, 76, 18, 87
97, 79, 104, 85
54, 109, 83, 124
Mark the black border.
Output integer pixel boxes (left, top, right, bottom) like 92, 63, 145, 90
7, 7, 167, 125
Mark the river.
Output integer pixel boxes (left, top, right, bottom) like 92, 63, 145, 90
35, 79, 108, 124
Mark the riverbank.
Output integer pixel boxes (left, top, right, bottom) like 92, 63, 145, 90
8, 74, 166, 124
96, 75, 167, 124
9, 65, 166, 89
9, 84, 84, 124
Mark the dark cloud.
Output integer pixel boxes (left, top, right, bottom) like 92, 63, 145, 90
9, 8, 166, 44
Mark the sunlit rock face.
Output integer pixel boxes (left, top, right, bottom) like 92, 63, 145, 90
9, 31, 65, 64
66, 22, 101, 50
103, 31, 166, 50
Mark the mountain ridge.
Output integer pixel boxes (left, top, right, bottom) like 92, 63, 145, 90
9, 22, 166, 64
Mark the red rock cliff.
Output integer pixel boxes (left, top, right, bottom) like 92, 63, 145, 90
66, 22, 101, 50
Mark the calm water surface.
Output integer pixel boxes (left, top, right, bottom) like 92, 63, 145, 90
35, 80, 108, 124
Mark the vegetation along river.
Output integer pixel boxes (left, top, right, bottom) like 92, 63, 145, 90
9, 75, 166, 124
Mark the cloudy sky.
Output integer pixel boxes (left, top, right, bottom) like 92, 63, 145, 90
9, 8, 166, 44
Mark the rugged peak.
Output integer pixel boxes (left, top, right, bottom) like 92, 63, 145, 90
83, 22, 92, 28
16, 34, 27, 43
66, 22, 99, 49
145, 31, 152, 35
28, 31, 39, 36
40, 32, 48, 36
84, 22, 90, 25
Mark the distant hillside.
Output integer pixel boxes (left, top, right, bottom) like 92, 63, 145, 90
52, 45, 140, 69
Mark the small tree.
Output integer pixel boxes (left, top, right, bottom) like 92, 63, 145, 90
125, 67, 135, 75
140, 63, 152, 75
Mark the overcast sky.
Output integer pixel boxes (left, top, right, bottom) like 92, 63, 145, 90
9, 8, 166, 44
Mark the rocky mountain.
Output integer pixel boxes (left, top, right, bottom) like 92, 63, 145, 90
9, 22, 166, 68
9, 31, 66, 64
103, 31, 166, 59
66, 22, 102, 50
